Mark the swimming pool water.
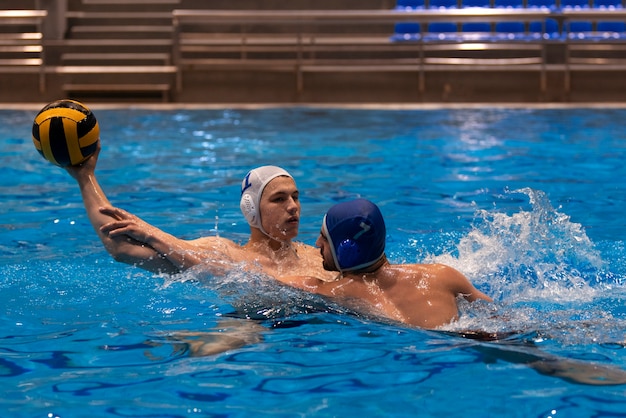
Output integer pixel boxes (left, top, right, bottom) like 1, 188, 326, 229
2, 106, 626, 417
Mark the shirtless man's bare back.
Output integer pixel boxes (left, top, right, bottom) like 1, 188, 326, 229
282, 199, 492, 329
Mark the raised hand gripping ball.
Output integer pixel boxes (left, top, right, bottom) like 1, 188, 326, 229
32, 99, 100, 167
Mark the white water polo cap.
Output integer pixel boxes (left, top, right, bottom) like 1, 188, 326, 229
322, 198, 386, 273
240, 165, 294, 233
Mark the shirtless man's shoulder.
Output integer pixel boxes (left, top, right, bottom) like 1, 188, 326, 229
190, 236, 240, 250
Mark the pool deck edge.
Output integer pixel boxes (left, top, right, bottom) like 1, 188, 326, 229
4, 102, 626, 111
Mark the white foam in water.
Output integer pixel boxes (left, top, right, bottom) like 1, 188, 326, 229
429, 188, 604, 298
426, 188, 623, 341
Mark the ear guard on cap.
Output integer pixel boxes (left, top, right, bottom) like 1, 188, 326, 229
336, 239, 360, 269
240, 193, 256, 225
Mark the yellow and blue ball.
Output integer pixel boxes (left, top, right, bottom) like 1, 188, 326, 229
32, 99, 100, 167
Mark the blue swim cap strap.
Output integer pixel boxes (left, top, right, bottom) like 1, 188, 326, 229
322, 216, 343, 272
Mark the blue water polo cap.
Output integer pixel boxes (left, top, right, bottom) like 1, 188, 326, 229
240, 165, 293, 234
322, 198, 386, 272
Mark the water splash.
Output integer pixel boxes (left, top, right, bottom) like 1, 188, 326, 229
430, 188, 606, 303
427, 188, 626, 342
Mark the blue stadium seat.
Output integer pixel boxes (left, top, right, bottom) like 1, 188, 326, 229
494, 0, 524, 7
395, 0, 426, 9
526, 0, 558, 9
424, 22, 460, 41
391, 22, 422, 41
592, 0, 623, 8
528, 18, 562, 39
495, 21, 528, 39
566, 20, 593, 39
429, 0, 459, 8
462, 0, 491, 6
561, 0, 591, 8
460, 22, 493, 40
596, 21, 626, 38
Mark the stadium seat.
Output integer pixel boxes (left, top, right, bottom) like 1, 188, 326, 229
526, 0, 558, 9
395, 0, 426, 9
528, 18, 562, 39
561, 0, 591, 8
461, 22, 493, 40
495, 21, 528, 39
429, 0, 459, 8
391, 22, 422, 41
597, 21, 626, 38
592, 0, 623, 8
461, 0, 491, 6
566, 20, 593, 39
424, 22, 460, 40
493, 0, 524, 7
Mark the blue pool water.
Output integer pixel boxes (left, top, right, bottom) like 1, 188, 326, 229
2, 106, 626, 417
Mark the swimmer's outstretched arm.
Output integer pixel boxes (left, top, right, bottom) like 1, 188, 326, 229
65, 144, 178, 274
443, 265, 492, 303
100, 206, 214, 272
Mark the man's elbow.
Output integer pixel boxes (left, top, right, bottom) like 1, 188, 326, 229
468, 290, 493, 303
105, 245, 180, 274
105, 245, 135, 265
101, 236, 141, 263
